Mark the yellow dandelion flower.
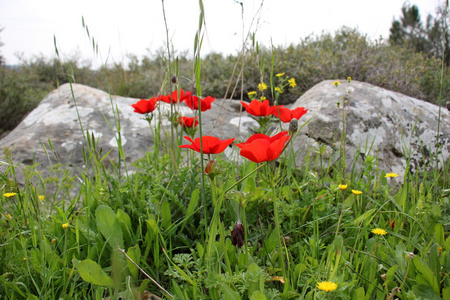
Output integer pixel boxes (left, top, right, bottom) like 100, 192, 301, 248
347, 77, 352, 82
371, 228, 387, 235
338, 184, 348, 190
260, 96, 267, 101
275, 87, 283, 94
62, 223, 69, 229
3, 192, 17, 198
317, 281, 338, 292
258, 82, 268, 91
332, 81, 341, 87
385, 173, 399, 178
23, 257, 27, 261
39, 195, 45, 201
276, 72, 285, 77
288, 78, 297, 88
352, 190, 362, 195
248, 91, 257, 97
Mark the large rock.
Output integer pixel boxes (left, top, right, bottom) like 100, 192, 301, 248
282, 80, 450, 184
1, 81, 449, 193
0, 83, 252, 194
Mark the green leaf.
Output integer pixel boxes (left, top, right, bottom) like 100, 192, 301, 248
413, 256, 439, 294
78, 259, 112, 286
95, 205, 124, 249
127, 245, 141, 280
443, 287, 450, 300
250, 291, 267, 300
161, 200, 172, 229
221, 284, 241, 300
186, 189, 199, 217
412, 284, 440, 300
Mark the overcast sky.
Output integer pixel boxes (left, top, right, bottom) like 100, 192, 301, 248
0, 0, 440, 67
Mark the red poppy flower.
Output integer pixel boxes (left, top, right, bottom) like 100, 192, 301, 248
235, 131, 290, 163
178, 116, 199, 128
184, 95, 215, 111
271, 106, 308, 123
240, 99, 278, 117
131, 98, 158, 114
180, 136, 235, 154
159, 89, 190, 104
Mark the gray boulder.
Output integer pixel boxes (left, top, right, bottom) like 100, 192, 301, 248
282, 80, 450, 185
1, 81, 448, 194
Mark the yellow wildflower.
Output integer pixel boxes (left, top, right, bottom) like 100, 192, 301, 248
51, 239, 56, 244
288, 78, 297, 88
352, 190, 362, 195
62, 223, 69, 229
275, 87, 283, 94
371, 228, 387, 235
248, 91, 257, 97
39, 195, 45, 201
385, 173, 399, 178
7, 213, 11, 219
338, 184, 348, 190
317, 281, 338, 292
258, 82, 268, 91
276, 72, 285, 77
347, 77, 352, 82
23, 257, 27, 261
3, 192, 17, 198
332, 81, 341, 87
260, 96, 267, 101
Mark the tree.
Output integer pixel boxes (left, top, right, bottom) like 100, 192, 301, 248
389, 1, 450, 66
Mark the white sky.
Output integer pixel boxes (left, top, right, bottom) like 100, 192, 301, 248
0, 0, 440, 67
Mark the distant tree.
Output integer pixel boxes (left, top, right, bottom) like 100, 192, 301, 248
389, 1, 450, 66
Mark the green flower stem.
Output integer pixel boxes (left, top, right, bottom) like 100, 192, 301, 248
270, 180, 289, 291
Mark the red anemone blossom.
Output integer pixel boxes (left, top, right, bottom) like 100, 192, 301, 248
271, 106, 308, 123
178, 116, 199, 128
235, 131, 290, 163
131, 98, 158, 114
159, 89, 190, 104
184, 95, 215, 111
180, 136, 235, 154
240, 99, 278, 117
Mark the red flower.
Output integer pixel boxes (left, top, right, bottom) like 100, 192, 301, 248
235, 131, 290, 163
240, 99, 278, 117
271, 106, 308, 123
178, 116, 199, 128
131, 98, 158, 114
180, 136, 235, 154
160, 89, 190, 104
184, 95, 215, 111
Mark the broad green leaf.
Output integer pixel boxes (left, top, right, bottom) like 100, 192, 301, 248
186, 189, 199, 217
95, 205, 124, 249
221, 284, 241, 300
250, 291, 267, 300
413, 256, 439, 294
78, 259, 112, 286
433, 223, 444, 245
412, 284, 440, 300
443, 287, 450, 300
161, 200, 172, 229
127, 245, 141, 280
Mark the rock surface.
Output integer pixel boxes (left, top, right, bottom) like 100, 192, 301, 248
1, 81, 449, 192
282, 80, 450, 184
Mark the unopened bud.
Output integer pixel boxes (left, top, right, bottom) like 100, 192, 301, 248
231, 221, 245, 248
171, 75, 177, 84
406, 252, 415, 259
289, 119, 298, 133
380, 274, 387, 280
205, 160, 218, 179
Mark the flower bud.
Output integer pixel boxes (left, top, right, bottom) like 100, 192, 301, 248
380, 274, 387, 281
231, 221, 245, 248
205, 160, 218, 179
406, 252, 415, 259
289, 119, 298, 133
171, 75, 177, 84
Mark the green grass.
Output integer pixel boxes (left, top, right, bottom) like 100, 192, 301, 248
1, 2, 450, 299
